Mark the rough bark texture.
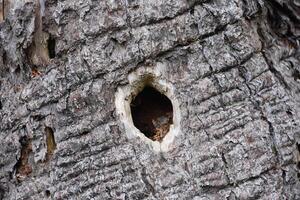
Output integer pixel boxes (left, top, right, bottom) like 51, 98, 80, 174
0, 0, 300, 199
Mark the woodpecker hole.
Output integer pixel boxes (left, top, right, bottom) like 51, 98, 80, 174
115, 68, 181, 152
130, 86, 173, 141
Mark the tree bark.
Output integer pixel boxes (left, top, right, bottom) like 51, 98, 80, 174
0, 0, 299, 199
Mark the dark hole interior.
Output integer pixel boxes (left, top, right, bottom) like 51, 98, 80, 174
47, 36, 56, 59
15, 66, 21, 74
45, 190, 50, 197
292, 70, 300, 81
130, 86, 173, 141
3, 52, 7, 65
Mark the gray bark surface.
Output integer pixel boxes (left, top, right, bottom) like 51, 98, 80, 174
0, 0, 300, 199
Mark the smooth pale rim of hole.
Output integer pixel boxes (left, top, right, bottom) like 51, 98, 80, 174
115, 75, 181, 152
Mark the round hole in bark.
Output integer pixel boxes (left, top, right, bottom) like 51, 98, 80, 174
115, 68, 182, 152
130, 86, 173, 141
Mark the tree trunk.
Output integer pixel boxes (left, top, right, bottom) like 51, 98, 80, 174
0, 0, 299, 199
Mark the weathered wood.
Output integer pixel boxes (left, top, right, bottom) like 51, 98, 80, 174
0, 0, 299, 199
